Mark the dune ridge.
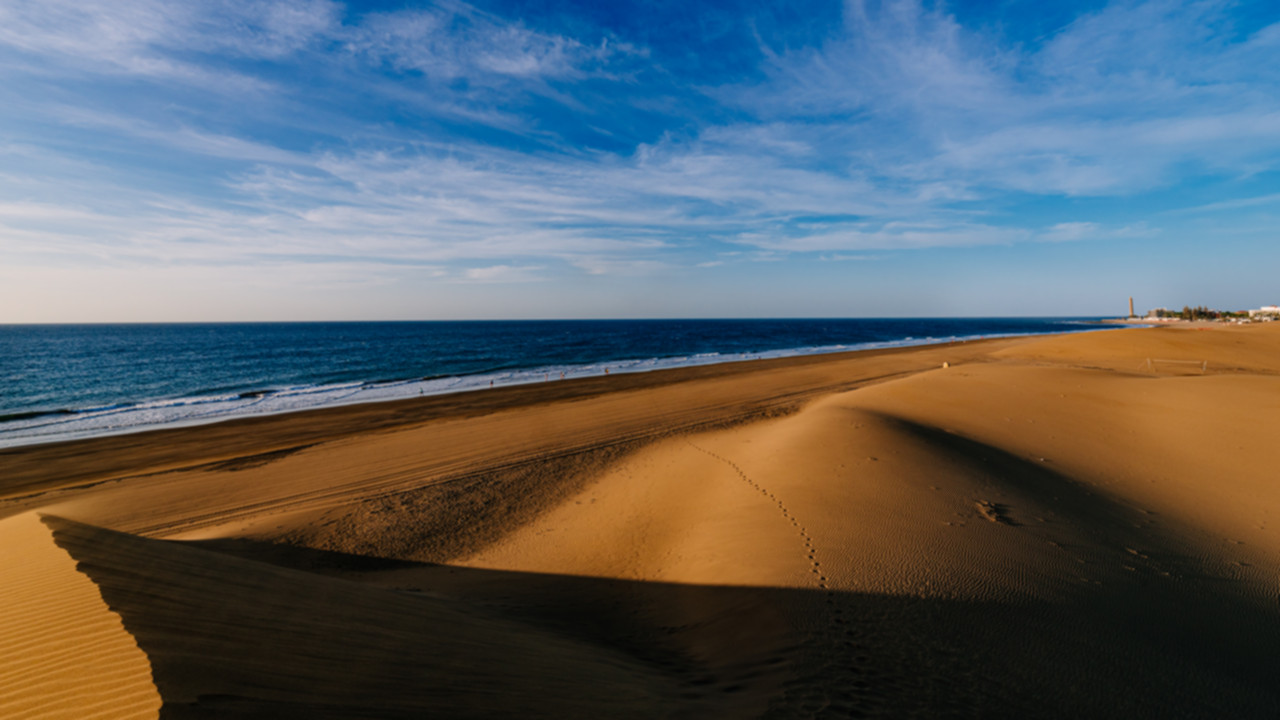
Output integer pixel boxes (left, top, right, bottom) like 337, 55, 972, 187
0, 513, 159, 720
41, 515, 771, 719
3, 323, 1280, 716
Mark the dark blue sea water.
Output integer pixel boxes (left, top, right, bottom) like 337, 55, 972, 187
0, 318, 1109, 447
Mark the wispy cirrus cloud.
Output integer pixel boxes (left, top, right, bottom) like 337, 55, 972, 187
722, 0, 1280, 200
346, 4, 637, 82
1, 0, 1279, 320
0, 0, 341, 78
1170, 192, 1280, 215
461, 264, 544, 283
0, 0, 632, 85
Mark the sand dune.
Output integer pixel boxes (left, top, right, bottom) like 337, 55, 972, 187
40, 515, 769, 719
463, 359, 1280, 715
3, 323, 1280, 716
0, 513, 159, 720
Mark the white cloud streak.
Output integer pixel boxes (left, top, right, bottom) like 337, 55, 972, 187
461, 264, 544, 283
0, 0, 627, 85
1, 0, 1277, 293
0, 0, 341, 84
347, 4, 630, 82
725, 0, 1280, 197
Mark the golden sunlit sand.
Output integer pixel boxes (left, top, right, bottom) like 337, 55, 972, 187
4, 323, 1280, 717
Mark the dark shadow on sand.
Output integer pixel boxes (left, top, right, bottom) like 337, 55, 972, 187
44, 515, 1280, 719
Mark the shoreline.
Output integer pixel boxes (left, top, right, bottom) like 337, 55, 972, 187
0, 332, 1027, 500
0, 322, 1113, 451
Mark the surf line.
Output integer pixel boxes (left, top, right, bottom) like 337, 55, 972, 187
682, 438, 828, 590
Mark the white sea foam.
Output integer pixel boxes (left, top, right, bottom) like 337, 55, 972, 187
0, 330, 1082, 449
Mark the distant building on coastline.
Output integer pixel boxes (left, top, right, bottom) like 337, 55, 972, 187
1143, 305, 1276, 322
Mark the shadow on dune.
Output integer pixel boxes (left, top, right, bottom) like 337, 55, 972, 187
44, 513, 1280, 719
863, 414, 1280, 709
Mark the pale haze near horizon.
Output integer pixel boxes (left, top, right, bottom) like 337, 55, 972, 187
1, 0, 1278, 322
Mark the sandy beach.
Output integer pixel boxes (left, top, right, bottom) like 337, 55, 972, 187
3, 322, 1280, 718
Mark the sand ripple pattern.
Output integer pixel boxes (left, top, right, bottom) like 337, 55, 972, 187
0, 513, 160, 720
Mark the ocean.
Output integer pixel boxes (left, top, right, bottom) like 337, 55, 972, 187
0, 318, 1109, 448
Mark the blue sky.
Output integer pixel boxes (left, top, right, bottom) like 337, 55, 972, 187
1, 0, 1278, 320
